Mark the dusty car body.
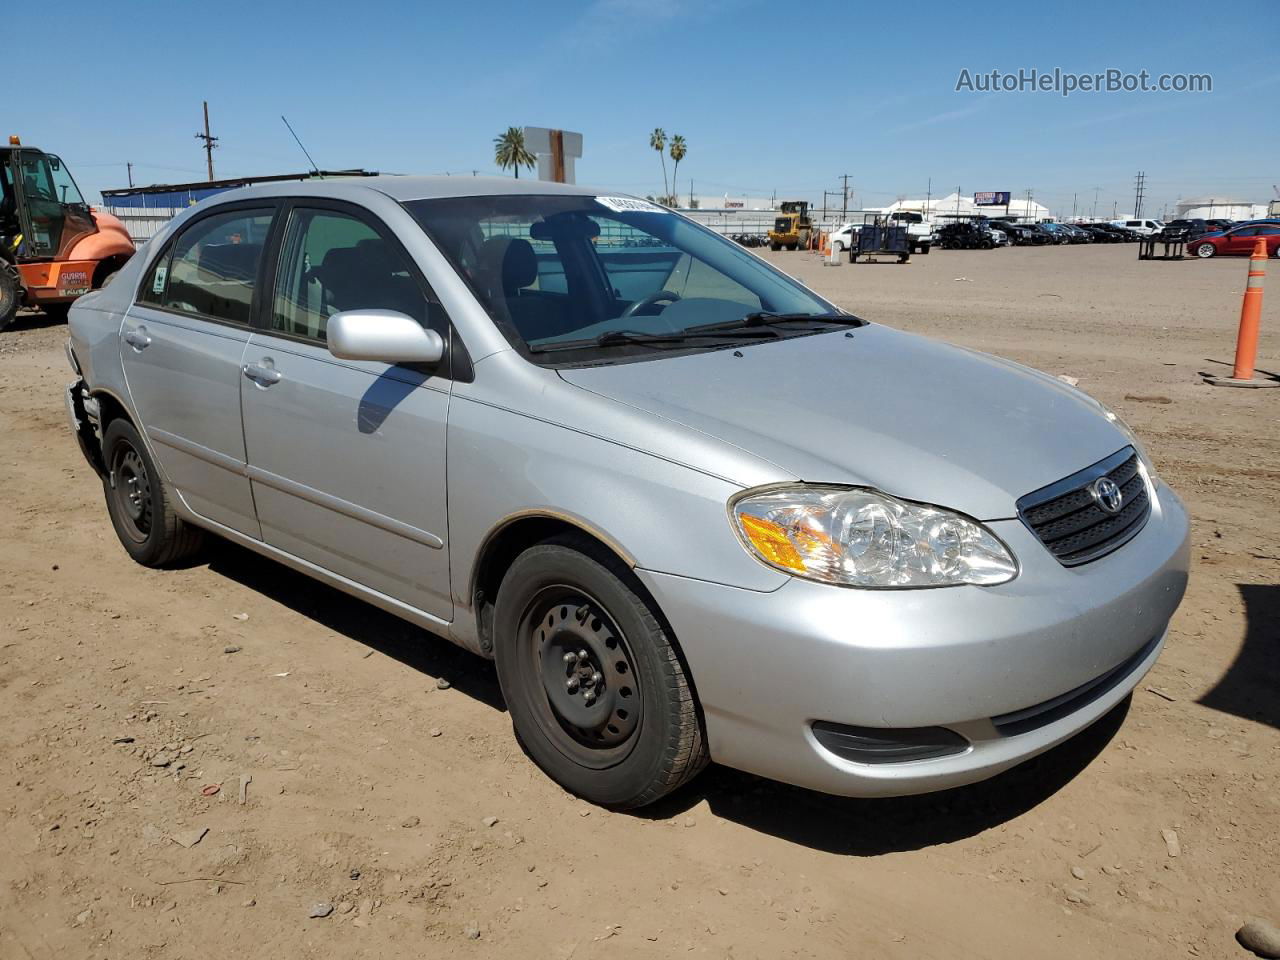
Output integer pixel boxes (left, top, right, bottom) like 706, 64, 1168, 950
64, 176, 1190, 808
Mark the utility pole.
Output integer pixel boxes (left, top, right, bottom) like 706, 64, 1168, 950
127, 162, 134, 188
1112, 200, 1118, 218
925, 177, 932, 218
689, 179, 694, 208
194, 100, 219, 182
1092, 186, 1100, 220
1133, 170, 1146, 219
1071, 192, 1077, 220
839, 173, 851, 222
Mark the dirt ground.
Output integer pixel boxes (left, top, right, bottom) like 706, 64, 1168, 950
2, 243, 1277, 960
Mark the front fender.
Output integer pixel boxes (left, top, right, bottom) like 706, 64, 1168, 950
67, 211, 136, 264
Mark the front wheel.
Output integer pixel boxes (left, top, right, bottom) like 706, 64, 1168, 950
1194, 243, 1216, 259
102, 418, 204, 567
769, 242, 781, 251
493, 537, 708, 809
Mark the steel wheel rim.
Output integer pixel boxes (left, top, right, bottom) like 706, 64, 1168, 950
111, 444, 153, 543
1196, 244, 1214, 258
519, 585, 641, 769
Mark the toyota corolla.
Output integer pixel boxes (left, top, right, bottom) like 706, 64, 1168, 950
64, 177, 1189, 808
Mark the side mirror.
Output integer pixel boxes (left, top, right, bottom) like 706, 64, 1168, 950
327, 310, 444, 365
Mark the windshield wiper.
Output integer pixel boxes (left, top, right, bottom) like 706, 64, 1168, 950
737, 311, 866, 327
529, 327, 778, 354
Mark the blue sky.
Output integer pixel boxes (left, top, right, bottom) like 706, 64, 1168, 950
12, 0, 1278, 218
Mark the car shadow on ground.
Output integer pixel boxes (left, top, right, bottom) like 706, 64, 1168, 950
203, 539, 507, 712
1198, 583, 1280, 730
7, 309, 66, 333
636, 697, 1131, 855
200, 537, 1129, 852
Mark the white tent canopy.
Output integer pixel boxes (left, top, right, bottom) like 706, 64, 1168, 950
883, 193, 1049, 221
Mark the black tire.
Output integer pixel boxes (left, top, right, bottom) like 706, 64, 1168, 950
493, 536, 707, 809
920, 244, 931, 255
0, 259, 20, 332
102, 418, 204, 567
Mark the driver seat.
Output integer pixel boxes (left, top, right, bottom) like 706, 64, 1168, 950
477, 236, 564, 340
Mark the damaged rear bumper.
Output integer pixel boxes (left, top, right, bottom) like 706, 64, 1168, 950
66, 378, 105, 476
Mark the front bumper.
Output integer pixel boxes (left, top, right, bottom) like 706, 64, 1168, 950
637, 482, 1190, 797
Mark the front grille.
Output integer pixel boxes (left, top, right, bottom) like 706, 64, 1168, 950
1017, 447, 1151, 566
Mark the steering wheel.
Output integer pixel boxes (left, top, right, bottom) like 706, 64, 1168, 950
619, 289, 681, 321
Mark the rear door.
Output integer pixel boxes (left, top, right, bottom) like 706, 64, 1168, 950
239, 200, 454, 621
121, 203, 278, 537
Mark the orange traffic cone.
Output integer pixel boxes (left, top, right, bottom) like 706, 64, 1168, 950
1205, 237, 1278, 388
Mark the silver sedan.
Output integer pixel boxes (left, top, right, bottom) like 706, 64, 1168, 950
65, 177, 1189, 807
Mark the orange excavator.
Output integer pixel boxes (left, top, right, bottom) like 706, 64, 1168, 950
1, 136, 135, 330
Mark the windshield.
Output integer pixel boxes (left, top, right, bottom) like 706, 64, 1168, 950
406, 194, 836, 360
17, 152, 85, 206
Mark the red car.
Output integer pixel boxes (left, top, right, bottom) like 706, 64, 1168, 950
1190, 222, 1280, 258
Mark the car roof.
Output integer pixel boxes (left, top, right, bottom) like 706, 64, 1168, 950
198, 175, 606, 206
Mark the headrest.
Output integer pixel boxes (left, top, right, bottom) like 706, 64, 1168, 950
479, 236, 538, 294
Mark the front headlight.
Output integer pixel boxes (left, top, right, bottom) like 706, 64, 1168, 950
731, 486, 1017, 588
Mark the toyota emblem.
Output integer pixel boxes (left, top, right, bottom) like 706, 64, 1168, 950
1091, 477, 1124, 514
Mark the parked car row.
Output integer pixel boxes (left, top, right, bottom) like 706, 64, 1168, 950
1180, 220, 1280, 259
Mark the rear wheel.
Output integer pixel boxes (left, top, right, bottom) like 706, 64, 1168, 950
0, 260, 20, 332
493, 536, 707, 809
769, 242, 781, 251
102, 418, 204, 567
1194, 243, 1216, 259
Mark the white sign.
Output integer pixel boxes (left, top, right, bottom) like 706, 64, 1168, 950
595, 196, 666, 214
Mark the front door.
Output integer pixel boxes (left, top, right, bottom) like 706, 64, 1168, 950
121, 205, 276, 538
240, 203, 453, 621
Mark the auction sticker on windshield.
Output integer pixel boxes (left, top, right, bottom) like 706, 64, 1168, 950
595, 196, 667, 214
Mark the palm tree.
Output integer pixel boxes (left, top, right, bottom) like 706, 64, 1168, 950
493, 127, 536, 179
649, 128, 668, 199
668, 135, 687, 206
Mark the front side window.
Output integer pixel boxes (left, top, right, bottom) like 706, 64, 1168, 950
407, 194, 834, 362
271, 208, 428, 343
158, 209, 274, 324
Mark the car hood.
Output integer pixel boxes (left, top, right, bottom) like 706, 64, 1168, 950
557, 324, 1130, 520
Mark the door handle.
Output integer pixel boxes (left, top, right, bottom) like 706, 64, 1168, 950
242, 361, 282, 387
123, 326, 152, 350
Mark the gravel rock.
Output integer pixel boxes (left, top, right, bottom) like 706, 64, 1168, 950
1237, 920, 1280, 958
150, 753, 174, 768
1064, 888, 1091, 905
463, 924, 481, 940
349, 868, 361, 880
337, 901, 355, 914
401, 816, 420, 829
1070, 866, 1087, 880
1161, 828, 1181, 858
223, 645, 242, 654
308, 902, 334, 919
429, 728, 443, 737
483, 816, 499, 828
436, 677, 452, 690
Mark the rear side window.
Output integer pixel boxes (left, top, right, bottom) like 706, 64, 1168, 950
143, 209, 273, 324
271, 208, 428, 343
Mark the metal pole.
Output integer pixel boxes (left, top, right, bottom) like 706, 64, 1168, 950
203, 101, 214, 181
127, 162, 134, 188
